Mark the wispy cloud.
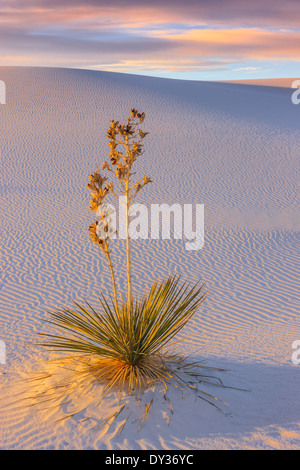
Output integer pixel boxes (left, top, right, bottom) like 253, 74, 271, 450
233, 67, 260, 72
1, 0, 299, 78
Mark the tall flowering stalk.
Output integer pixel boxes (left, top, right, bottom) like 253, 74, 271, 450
38, 108, 225, 410
87, 173, 119, 313
88, 109, 152, 313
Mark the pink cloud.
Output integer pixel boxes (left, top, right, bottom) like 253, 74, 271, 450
1, 1, 299, 72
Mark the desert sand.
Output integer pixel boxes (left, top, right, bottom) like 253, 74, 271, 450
220, 78, 298, 88
0, 67, 299, 449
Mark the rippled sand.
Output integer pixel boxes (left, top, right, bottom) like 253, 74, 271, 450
0, 67, 299, 449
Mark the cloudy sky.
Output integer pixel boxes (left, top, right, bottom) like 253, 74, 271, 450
1, 0, 299, 80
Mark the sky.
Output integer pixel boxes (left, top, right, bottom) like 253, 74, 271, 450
1, 0, 300, 80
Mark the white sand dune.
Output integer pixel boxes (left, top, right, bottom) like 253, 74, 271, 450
0, 67, 299, 450
220, 78, 298, 88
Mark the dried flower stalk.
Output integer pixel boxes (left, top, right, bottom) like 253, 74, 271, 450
88, 109, 152, 313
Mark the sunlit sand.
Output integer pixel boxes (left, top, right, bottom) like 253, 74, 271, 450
0, 67, 299, 449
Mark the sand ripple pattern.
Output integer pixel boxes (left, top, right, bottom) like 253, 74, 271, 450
0, 67, 299, 449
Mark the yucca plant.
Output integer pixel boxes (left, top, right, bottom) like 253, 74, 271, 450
38, 109, 230, 425
41, 276, 207, 395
